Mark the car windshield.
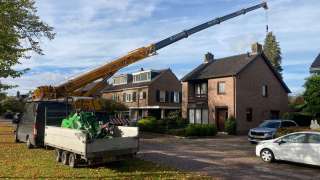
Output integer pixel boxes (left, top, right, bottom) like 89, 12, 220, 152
259, 121, 281, 128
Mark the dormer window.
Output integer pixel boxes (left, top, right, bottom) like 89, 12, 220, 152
113, 75, 129, 85
133, 70, 151, 83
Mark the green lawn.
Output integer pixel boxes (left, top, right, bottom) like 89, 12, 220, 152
0, 121, 208, 179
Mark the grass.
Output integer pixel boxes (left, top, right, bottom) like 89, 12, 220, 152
0, 121, 208, 179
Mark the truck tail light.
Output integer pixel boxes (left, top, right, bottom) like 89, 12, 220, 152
33, 124, 38, 137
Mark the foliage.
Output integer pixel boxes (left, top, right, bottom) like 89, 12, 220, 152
185, 124, 217, 137
0, 0, 55, 90
288, 95, 306, 112
225, 116, 237, 135
99, 98, 128, 114
276, 127, 320, 137
0, 97, 24, 114
303, 75, 320, 118
137, 117, 158, 132
167, 128, 186, 136
163, 111, 187, 129
263, 32, 283, 77
0, 122, 206, 179
282, 112, 313, 126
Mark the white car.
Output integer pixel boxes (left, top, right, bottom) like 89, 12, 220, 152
256, 131, 320, 166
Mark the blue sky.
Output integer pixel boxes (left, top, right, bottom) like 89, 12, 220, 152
2, 0, 320, 95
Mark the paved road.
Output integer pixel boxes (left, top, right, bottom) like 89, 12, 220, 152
138, 133, 320, 180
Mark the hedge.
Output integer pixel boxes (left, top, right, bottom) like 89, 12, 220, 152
185, 124, 217, 137
225, 116, 237, 135
276, 127, 320, 137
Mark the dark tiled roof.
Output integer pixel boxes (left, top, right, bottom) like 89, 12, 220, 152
311, 54, 320, 68
181, 53, 256, 81
181, 53, 291, 93
101, 69, 170, 92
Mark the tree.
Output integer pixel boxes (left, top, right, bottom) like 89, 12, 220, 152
263, 32, 283, 77
303, 75, 320, 118
0, 0, 55, 91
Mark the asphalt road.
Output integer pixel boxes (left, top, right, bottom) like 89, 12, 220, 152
138, 133, 320, 180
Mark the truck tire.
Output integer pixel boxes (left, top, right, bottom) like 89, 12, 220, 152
26, 137, 33, 149
61, 151, 69, 165
68, 153, 77, 168
55, 149, 62, 162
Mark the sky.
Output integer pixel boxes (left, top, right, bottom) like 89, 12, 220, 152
2, 0, 320, 95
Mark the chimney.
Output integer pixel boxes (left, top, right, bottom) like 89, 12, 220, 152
251, 42, 263, 55
140, 67, 144, 71
204, 52, 214, 63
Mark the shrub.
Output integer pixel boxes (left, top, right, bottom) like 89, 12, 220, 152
167, 128, 186, 136
137, 117, 157, 132
0, 97, 25, 115
276, 127, 320, 137
225, 116, 237, 135
282, 112, 313, 126
164, 110, 186, 129
185, 124, 217, 137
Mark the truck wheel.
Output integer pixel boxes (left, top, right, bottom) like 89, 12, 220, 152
68, 153, 77, 168
26, 137, 33, 149
55, 149, 62, 162
61, 151, 69, 165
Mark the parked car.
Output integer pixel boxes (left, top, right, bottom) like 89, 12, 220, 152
256, 131, 320, 166
248, 120, 298, 143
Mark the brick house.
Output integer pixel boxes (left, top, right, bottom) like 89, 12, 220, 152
101, 68, 181, 121
310, 54, 320, 74
181, 43, 290, 134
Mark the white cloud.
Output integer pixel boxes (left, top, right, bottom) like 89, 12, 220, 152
3, 0, 320, 95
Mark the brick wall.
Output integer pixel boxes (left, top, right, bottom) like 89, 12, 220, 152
236, 56, 289, 134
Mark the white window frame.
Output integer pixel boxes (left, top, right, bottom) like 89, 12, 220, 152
173, 91, 179, 103
189, 109, 195, 124
218, 82, 225, 94
159, 91, 166, 102
126, 93, 133, 102
262, 85, 268, 97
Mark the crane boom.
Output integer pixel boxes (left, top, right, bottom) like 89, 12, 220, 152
32, 2, 267, 101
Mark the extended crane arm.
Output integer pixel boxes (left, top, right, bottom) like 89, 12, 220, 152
32, 2, 267, 101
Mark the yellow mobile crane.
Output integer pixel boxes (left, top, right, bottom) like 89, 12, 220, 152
32, 2, 268, 110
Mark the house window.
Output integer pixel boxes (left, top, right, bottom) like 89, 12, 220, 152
195, 109, 202, 124
202, 109, 208, 124
159, 91, 166, 102
113, 76, 128, 85
262, 85, 268, 97
126, 93, 133, 102
133, 72, 151, 83
139, 91, 146, 100
188, 108, 209, 124
246, 108, 253, 122
189, 109, 195, 124
195, 83, 207, 97
217, 82, 225, 94
112, 94, 116, 101
173, 91, 180, 103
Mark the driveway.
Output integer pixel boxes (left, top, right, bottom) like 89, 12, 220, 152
138, 133, 320, 180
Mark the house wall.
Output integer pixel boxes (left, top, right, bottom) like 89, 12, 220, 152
181, 82, 188, 119
236, 56, 289, 134
148, 70, 181, 107
207, 77, 235, 124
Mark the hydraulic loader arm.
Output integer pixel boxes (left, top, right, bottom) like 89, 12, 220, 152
32, 2, 267, 101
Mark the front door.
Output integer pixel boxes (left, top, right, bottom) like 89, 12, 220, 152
216, 108, 228, 131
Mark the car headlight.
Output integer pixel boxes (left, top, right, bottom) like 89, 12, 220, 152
265, 132, 273, 137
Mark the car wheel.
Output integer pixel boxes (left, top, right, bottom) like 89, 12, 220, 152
260, 149, 274, 163
26, 137, 33, 149
61, 151, 69, 165
68, 153, 77, 168
55, 149, 62, 162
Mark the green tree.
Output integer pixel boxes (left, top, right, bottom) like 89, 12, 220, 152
0, 0, 55, 91
263, 32, 283, 77
303, 75, 320, 117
